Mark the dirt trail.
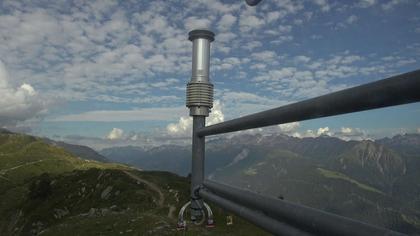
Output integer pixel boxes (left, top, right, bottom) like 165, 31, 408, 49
0, 160, 46, 175
168, 205, 176, 219
0, 175, 11, 182
123, 170, 165, 207
122, 170, 178, 218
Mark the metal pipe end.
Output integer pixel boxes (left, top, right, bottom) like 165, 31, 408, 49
188, 29, 215, 42
246, 0, 263, 6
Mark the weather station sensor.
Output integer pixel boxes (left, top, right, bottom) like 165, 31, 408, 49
186, 29, 215, 117
178, 29, 216, 230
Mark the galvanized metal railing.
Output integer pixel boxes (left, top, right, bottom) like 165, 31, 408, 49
177, 29, 420, 236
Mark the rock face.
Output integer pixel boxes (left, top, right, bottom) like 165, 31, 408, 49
53, 208, 69, 219
337, 141, 406, 193
101, 186, 113, 200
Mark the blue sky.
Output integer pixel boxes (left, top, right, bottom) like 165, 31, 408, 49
0, 0, 419, 148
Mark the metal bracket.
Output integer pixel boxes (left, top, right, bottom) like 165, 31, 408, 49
177, 199, 215, 230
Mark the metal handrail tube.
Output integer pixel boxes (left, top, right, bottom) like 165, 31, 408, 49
203, 180, 405, 236
199, 188, 313, 236
197, 69, 420, 137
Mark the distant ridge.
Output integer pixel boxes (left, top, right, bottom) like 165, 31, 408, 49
0, 128, 13, 134
0, 128, 109, 163
43, 138, 109, 163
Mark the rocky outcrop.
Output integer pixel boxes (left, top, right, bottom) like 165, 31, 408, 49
338, 141, 406, 193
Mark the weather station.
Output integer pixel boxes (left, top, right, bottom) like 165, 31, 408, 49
175, 0, 420, 235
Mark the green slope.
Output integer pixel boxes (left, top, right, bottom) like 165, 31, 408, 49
0, 133, 268, 236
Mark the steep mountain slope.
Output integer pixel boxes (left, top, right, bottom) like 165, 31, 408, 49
378, 134, 420, 212
335, 140, 406, 194
0, 133, 268, 236
44, 139, 109, 163
210, 146, 419, 234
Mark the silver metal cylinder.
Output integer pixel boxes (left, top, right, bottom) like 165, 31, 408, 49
191, 38, 211, 82
186, 29, 215, 117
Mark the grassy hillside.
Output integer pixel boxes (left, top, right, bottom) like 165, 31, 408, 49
0, 133, 268, 236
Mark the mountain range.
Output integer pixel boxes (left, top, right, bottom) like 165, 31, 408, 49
101, 133, 420, 234
1, 126, 419, 235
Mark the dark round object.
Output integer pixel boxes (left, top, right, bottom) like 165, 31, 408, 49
188, 29, 215, 42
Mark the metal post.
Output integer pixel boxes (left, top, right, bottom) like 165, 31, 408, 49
190, 116, 205, 219
186, 29, 215, 221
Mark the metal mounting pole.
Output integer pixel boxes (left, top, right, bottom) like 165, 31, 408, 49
185, 29, 215, 222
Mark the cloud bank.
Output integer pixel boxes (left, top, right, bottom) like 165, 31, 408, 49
0, 60, 47, 127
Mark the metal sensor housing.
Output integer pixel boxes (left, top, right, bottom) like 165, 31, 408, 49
186, 29, 215, 116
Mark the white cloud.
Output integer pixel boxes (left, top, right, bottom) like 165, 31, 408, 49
334, 127, 370, 141
357, 0, 376, 8
0, 60, 47, 127
167, 100, 224, 137
208, 101, 225, 125
217, 32, 237, 43
291, 129, 316, 138
264, 25, 292, 36
317, 127, 331, 136
346, 15, 358, 24
313, 0, 331, 12
273, 0, 304, 14
266, 11, 282, 23
213, 57, 241, 71
130, 134, 138, 141
382, 0, 408, 10
251, 50, 277, 62
167, 116, 192, 136
20, 83, 36, 96
184, 17, 212, 31
242, 41, 262, 51
198, 1, 240, 14
217, 14, 237, 31
107, 128, 124, 140
278, 122, 300, 133
239, 10, 265, 32
294, 55, 311, 63
288, 126, 370, 141
341, 127, 352, 134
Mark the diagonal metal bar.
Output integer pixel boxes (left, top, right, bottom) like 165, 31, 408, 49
197, 69, 420, 137
203, 180, 405, 236
199, 188, 313, 236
